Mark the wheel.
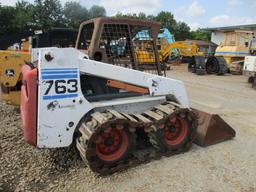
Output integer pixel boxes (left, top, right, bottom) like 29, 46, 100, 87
150, 113, 192, 153
206, 57, 219, 74
78, 121, 136, 166
95, 127, 134, 163
162, 117, 189, 147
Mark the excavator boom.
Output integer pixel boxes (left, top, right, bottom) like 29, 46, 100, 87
160, 41, 201, 61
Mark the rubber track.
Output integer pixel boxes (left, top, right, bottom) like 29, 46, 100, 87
76, 102, 198, 176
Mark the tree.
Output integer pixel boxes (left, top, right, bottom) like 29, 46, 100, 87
15, 1, 34, 31
33, 0, 65, 29
174, 22, 191, 40
64, 1, 89, 28
137, 12, 146, 19
191, 29, 211, 41
115, 12, 152, 20
154, 11, 191, 40
115, 11, 192, 40
115, 12, 138, 19
0, 5, 17, 36
89, 5, 106, 18
146, 14, 155, 21
154, 11, 177, 33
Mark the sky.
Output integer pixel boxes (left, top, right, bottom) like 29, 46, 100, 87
0, 0, 255, 30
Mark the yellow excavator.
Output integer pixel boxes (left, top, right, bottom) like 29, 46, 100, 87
159, 41, 203, 61
0, 28, 78, 105
134, 28, 204, 69
135, 38, 203, 62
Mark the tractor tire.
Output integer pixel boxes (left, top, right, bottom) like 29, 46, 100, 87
206, 56, 227, 75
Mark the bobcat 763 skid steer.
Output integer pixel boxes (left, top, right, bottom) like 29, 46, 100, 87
21, 47, 235, 175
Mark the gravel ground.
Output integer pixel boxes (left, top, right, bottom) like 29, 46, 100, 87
0, 65, 256, 192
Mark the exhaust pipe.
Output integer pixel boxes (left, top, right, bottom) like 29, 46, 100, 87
192, 109, 236, 147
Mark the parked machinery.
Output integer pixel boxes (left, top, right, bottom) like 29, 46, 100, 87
19, 18, 235, 175
133, 27, 205, 71
188, 30, 254, 76
187, 54, 228, 76
185, 40, 228, 75
77, 20, 203, 74
0, 28, 78, 105
243, 56, 256, 88
158, 41, 203, 62
0, 44, 31, 105
66, 19, 202, 71
152, 28, 228, 76
215, 30, 253, 74
21, 47, 235, 175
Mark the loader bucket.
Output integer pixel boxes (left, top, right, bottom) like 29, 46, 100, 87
193, 109, 236, 147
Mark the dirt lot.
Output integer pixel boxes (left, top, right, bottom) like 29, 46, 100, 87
0, 65, 256, 192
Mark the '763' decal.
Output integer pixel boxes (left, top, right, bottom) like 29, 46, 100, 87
44, 79, 78, 95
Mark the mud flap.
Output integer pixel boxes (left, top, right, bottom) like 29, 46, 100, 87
193, 109, 236, 147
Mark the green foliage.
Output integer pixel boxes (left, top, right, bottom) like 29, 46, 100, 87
175, 22, 191, 40
0, 0, 107, 37
115, 11, 192, 41
33, 0, 65, 29
15, 1, 34, 30
190, 29, 211, 41
0, 2, 211, 42
64, 1, 89, 28
115, 12, 147, 19
89, 5, 106, 18
154, 11, 176, 32
0, 5, 17, 36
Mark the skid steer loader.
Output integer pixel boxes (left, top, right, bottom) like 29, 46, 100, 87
20, 46, 235, 175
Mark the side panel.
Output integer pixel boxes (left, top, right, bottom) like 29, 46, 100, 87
36, 47, 189, 148
0, 50, 31, 87
37, 48, 93, 148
